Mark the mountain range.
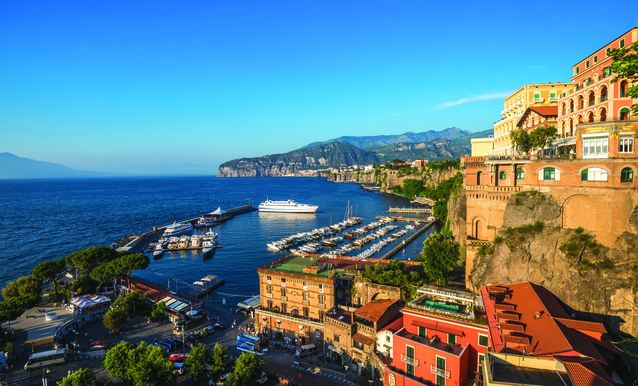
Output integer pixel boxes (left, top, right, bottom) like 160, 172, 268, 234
302, 127, 471, 149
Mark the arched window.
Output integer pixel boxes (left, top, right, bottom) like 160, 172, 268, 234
544, 167, 555, 181
620, 81, 628, 98
600, 86, 608, 102
599, 107, 607, 122
621, 167, 634, 183
499, 171, 506, 180
587, 112, 594, 123
620, 108, 630, 120
578, 96, 584, 110
516, 168, 524, 180
581, 168, 608, 182
588, 92, 595, 107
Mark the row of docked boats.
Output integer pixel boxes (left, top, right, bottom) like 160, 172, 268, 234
266, 217, 362, 252
150, 230, 219, 257
162, 216, 219, 238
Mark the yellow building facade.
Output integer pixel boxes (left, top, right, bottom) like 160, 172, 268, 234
470, 137, 494, 156
493, 82, 572, 155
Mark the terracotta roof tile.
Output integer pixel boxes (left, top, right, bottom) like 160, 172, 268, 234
355, 299, 398, 322
529, 106, 558, 116
352, 333, 375, 346
559, 358, 615, 386
554, 318, 608, 334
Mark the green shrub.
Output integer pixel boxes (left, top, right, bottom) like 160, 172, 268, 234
561, 242, 581, 257
575, 227, 585, 234
598, 258, 615, 270
493, 236, 504, 245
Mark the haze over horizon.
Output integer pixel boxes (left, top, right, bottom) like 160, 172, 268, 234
1, 0, 633, 170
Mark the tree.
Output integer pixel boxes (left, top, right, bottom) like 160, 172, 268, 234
65, 247, 118, 274
510, 129, 533, 154
530, 125, 558, 151
402, 179, 424, 198
609, 41, 638, 115
210, 343, 230, 380
113, 291, 147, 318
90, 261, 124, 293
417, 232, 460, 286
2, 275, 42, 299
104, 341, 177, 386
114, 252, 150, 290
226, 352, 264, 386
57, 368, 110, 386
0, 293, 41, 326
150, 301, 168, 322
185, 343, 213, 385
32, 258, 66, 300
103, 308, 129, 332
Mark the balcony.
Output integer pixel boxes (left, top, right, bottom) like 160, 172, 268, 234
280, 296, 288, 301
303, 286, 308, 291
396, 330, 466, 356
281, 282, 286, 287
533, 98, 544, 102
318, 303, 326, 309
430, 365, 451, 378
549, 97, 559, 101
401, 353, 419, 366
266, 293, 273, 298
408, 296, 475, 320
319, 288, 324, 294
256, 306, 323, 329
267, 280, 271, 284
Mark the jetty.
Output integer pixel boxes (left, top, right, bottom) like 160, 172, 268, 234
153, 205, 257, 231
387, 206, 432, 214
377, 220, 435, 260
188, 275, 226, 298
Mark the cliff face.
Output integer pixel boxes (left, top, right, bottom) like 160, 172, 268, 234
447, 185, 467, 246
469, 196, 638, 334
217, 142, 378, 177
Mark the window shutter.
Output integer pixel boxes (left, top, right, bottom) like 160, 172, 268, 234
538, 170, 544, 181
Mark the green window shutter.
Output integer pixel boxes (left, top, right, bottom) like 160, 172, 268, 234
581, 170, 588, 181
606, 48, 611, 56
418, 326, 427, 337
406, 346, 415, 358
576, 67, 580, 74
544, 168, 555, 181
448, 333, 456, 345
516, 168, 524, 180
594, 55, 598, 63
550, 92, 556, 98
586, 60, 590, 68
479, 335, 488, 347
621, 168, 634, 183
437, 357, 446, 369
621, 39, 625, 48
499, 171, 506, 180
534, 93, 540, 99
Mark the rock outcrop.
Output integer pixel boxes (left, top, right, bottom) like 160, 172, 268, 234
469, 199, 638, 334
447, 185, 467, 246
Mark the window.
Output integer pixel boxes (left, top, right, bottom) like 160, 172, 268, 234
499, 171, 506, 180
303, 307, 309, 318
448, 333, 456, 345
583, 135, 609, 158
281, 288, 286, 297
407, 363, 415, 378
619, 137, 634, 153
621, 168, 634, 183
303, 292, 308, 301
386, 335, 391, 342
319, 284, 324, 293
266, 276, 271, 283
479, 354, 485, 364
594, 55, 598, 63
621, 39, 625, 48
303, 281, 307, 290
543, 167, 556, 181
516, 168, 524, 180
550, 92, 556, 98
267, 286, 272, 294
319, 311, 324, 321
576, 66, 580, 74
334, 334, 340, 343
281, 278, 286, 286
406, 346, 415, 359
586, 60, 590, 68
418, 326, 427, 337
436, 375, 446, 386
315, 330, 321, 339
353, 340, 364, 350
267, 300, 273, 310
581, 168, 608, 182
621, 107, 630, 120
479, 334, 488, 347
319, 295, 325, 304
281, 303, 287, 313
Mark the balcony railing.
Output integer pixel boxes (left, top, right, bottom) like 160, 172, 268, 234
267, 280, 271, 284
549, 97, 559, 101
401, 354, 419, 366
319, 288, 324, 293
281, 282, 286, 287
266, 293, 273, 298
431, 365, 451, 378
256, 306, 324, 328
533, 98, 544, 102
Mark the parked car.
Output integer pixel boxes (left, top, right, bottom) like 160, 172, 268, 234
169, 353, 188, 362
256, 372, 268, 384
214, 322, 227, 329
295, 343, 317, 358
173, 363, 187, 375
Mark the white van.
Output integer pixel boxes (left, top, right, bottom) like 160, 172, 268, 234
295, 343, 316, 357
173, 362, 187, 375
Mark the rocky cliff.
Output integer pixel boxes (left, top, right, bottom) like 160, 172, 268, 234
446, 185, 467, 246
217, 142, 378, 177
469, 193, 638, 334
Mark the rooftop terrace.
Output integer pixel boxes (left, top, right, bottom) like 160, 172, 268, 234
261, 254, 405, 279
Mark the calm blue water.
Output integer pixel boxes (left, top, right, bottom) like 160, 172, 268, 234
0, 177, 439, 305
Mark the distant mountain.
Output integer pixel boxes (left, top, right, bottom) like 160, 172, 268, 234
0, 152, 111, 179
302, 127, 471, 149
365, 139, 469, 164
217, 142, 379, 177
450, 129, 494, 147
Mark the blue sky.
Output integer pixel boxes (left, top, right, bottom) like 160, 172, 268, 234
0, 0, 635, 170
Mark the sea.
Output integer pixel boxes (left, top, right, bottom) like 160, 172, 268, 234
0, 177, 440, 306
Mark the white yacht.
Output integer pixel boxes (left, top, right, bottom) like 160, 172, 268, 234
163, 222, 194, 237
258, 199, 318, 213
153, 243, 165, 257
202, 240, 215, 255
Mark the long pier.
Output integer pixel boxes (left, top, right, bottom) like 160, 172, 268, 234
387, 207, 432, 214
377, 220, 435, 260
153, 205, 257, 231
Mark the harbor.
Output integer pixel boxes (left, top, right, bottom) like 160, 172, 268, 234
387, 206, 433, 214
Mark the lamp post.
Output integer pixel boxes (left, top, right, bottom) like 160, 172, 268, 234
42, 366, 50, 386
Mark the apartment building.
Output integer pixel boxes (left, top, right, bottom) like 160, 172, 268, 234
384, 286, 489, 386
493, 82, 571, 155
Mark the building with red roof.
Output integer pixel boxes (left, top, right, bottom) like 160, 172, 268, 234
515, 106, 559, 139
384, 285, 489, 386
481, 282, 618, 386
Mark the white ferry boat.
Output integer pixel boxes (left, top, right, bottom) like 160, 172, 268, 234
163, 222, 194, 237
258, 199, 318, 213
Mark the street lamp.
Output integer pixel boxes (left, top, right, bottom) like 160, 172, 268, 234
42, 366, 50, 386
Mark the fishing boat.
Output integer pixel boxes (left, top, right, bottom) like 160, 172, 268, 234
258, 199, 318, 213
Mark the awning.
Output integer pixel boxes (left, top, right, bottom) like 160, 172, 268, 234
555, 138, 576, 147
327, 345, 344, 355
411, 320, 465, 337
352, 333, 375, 346
238, 295, 260, 309
210, 207, 227, 215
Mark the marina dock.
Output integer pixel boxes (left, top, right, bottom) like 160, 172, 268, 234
153, 205, 257, 231
188, 275, 226, 298
387, 206, 432, 214
377, 220, 434, 260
